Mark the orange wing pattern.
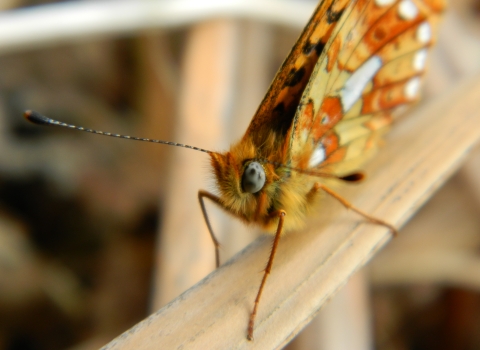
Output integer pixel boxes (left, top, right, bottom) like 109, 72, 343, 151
288, 0, 445, 173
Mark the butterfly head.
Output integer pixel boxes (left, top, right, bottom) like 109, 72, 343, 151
209, 145, 281, 218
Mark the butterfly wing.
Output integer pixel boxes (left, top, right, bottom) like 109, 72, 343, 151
242, 0, 351, 153
287, 0, 445, 174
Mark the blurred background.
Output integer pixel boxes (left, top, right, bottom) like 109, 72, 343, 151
0, 0, 479, 349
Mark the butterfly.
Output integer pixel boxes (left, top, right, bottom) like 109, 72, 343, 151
24, 0, 445, 341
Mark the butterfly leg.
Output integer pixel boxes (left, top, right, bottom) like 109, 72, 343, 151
247, 209, 286, 341
198, 190, 225, 268
310, 183, 397, 236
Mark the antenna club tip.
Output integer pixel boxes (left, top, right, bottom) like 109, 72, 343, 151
24, 110, 51, 125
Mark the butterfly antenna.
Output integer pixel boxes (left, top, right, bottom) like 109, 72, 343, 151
24, 110, 216, 155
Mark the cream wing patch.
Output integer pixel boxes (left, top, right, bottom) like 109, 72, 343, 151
309, 144, 326, 167
340, 55, 382, 112
375, 0, 396, 6
405, 76, 421, 99
398, 0, 418, 20
417, 22, 432, 43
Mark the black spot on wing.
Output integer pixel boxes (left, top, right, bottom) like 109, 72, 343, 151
285, 67, 306, 87
270, 100, 299, 137
302, 40, 326, 56
272, 102, 285, 116
327, 5, 344, 24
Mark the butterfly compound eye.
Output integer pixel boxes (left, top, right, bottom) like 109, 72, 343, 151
242, 161, 266, 193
